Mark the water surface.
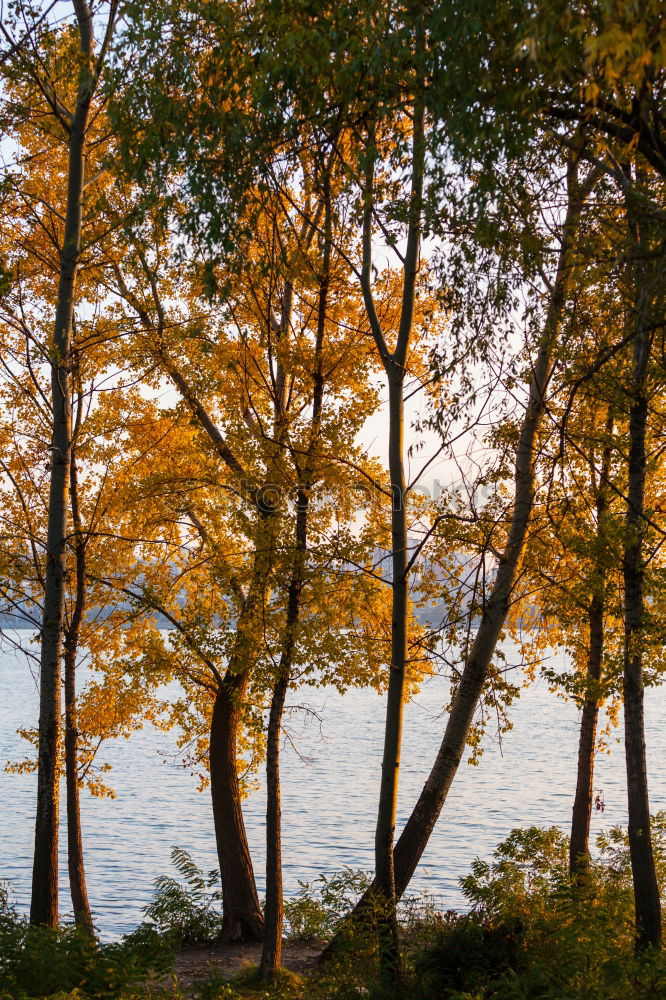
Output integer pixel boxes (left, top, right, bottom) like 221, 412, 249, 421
1, 637, 664, 937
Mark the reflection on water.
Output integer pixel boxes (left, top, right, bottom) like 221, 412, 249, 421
1, 637, 664, 937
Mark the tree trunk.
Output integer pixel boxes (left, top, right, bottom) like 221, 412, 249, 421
622, 217, 661, 949
373, 370, 407, 978
323, 153, 595, 956
569, 420, 613, 877
357, 73, 425, 990
65, 648, 93, 933
141, 285, 278, 944
260, 486, 313, 976
260, 672, 289, 979
390, 154, 596, 903
210, 667, 264, 942
260, 191, 329, 976
208, 505, 276, 942
31, 0, 96, 927
64, 449, 93, 933
569, 592, 604, 876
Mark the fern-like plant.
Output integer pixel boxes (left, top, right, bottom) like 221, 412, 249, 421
145, 847, 223, 945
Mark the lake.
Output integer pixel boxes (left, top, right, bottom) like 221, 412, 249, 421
1, 635, 665, 937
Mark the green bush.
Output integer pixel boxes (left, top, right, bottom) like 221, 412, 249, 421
414, 909, 524, 998
145, 846, 224, 945
411, 821, 666, 1000
283, 869, 372, 942
0, 915, 173, 999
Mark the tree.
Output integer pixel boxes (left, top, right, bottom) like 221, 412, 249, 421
0, 0, 119, 924
622, 170, 662, 949
425, 0, 666, 946
103, 159, 396, 945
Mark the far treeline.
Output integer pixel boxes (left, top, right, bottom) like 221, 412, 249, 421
0, 0, 665, 993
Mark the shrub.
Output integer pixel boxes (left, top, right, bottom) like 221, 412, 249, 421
145, 846, 224, 945
283, 869, 372, 943
0, 915, 172, 999
411, 822, 666, 1000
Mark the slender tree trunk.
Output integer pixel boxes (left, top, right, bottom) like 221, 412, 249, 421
64, 650, 93, 933
323, 155, 596, 957
389, 169, 588, 901
569, 421, 613, 877
374, 369, 408, 978
259, 491, 311, 976
356, 69, 425, 990
64, 449, 93, 933
260, 671, 289, 978
622, 213, 661, 949
569, 593, 604, 875
31, 0, 96, 927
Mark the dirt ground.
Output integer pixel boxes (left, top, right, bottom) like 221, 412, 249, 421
171, 940, 323, 992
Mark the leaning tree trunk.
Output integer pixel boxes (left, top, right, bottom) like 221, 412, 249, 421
622, 215, 661, 949
323, 153, 596, 957
31, 0, 96, 927
570, 419, 613, 877
390, 151, 591, 902
64, 449, 93, 933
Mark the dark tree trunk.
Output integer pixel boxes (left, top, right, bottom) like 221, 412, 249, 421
210, 669, 264, 942
208, 507, 276, 942
387, 152, 590, 904
259, 492, 312, 976
145, 299, 278, 944
31, 0, 96, 927
260, 672, 289, 979
373, 369, 408, 979
570, 420, 613, 877
569, 593, 604, 876
64, 449, 93, 933
358, 78, 425, 990
65, 649, 93, 933
622, 229, 661, 948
